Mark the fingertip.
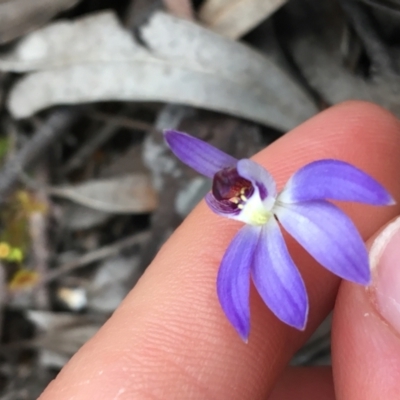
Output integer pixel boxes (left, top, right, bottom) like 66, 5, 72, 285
333, 215, 400, 399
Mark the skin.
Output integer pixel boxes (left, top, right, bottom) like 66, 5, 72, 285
39, 101, 400, 399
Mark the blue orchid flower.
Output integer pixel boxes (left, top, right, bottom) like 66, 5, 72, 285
164, 129, 394, 341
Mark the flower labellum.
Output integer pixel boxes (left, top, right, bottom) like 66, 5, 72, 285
164, 130, 394, 341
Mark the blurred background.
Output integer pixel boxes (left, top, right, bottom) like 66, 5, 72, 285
0, 0, 398, 397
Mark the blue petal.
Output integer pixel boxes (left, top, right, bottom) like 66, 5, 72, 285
217, 225, 260, 341
164, 130, 237, 178
251, 219, 308, 330
275, 200, 370, 284
279, 159, 394, 205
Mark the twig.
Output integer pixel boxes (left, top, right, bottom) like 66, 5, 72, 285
62, 107, 153, 174
0, 108, 79, 203
37, 230, 150, 285
339, 0, 398, 77
29, 165, 51, 309
61, 119, 120, 174
88, 111, 155, 132
0, 262, 7, 342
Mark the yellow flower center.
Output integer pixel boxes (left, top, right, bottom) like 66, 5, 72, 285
238, 199, 271, 226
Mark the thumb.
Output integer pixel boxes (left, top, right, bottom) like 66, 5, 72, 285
332, 215, 400, 399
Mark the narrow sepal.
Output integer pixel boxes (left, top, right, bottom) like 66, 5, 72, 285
275, 200, 370, 284
280, 159, 394, 205
164, 130, 237, 178
251, 219, 308, 330
217, 225, 260, 341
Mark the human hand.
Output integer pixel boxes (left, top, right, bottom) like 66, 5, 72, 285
39, 102, 400, 399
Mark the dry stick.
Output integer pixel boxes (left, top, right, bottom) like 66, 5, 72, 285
62, 106, 151, 174
37, 230, 150, 286
63, 109, 156, 174
0, 263, 6, 342
88, 111, 155, 132
339, 0, 398, 78
61, 119, 120, 174
29, 165, 51, 310
0, 108, 79, 203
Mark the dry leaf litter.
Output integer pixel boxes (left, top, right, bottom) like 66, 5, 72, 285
0, 0, 398, 397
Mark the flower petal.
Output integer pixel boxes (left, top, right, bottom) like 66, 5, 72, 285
217, 225, 260, 341
279, 159, 394, 205
237, 159, 276, 206
251, 219, 308, 330
164, 130, 237, 178
205, 192, 241, 217
275, 200, 370, 284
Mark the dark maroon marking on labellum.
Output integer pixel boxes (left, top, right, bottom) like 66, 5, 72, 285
212, 167, 254, 210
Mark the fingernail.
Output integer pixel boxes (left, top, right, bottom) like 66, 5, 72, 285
369, 216, 400, 333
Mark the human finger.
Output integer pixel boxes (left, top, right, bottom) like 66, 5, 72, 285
268, 367, 334, 400
333, 215, 400, 399
40, 102, 400, 400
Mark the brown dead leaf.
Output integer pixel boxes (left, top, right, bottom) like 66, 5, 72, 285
0, 0, 81, 44
199, 0, 287, 39
162, 0, 194, 20
49, 174, 158, 214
